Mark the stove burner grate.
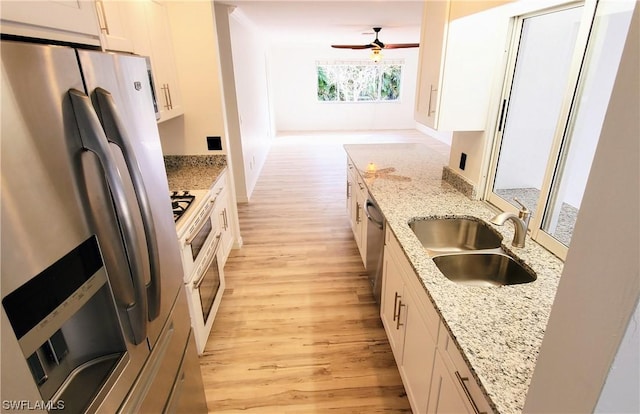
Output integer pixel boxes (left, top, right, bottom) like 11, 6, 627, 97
170, 191, 195, 222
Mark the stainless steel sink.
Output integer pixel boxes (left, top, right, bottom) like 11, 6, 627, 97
409, 217, 503, 256
432, 253, 536, 287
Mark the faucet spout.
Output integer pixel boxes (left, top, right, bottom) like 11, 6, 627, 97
490, 210, 530, 248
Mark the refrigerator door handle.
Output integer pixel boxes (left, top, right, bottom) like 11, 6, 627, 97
68, 88, 148, 344
93, 87, 162, 321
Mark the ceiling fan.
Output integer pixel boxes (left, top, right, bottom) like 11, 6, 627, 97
331, 27, 419, 50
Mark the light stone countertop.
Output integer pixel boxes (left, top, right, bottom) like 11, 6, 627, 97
344, 143, 564, 414
164, 155, 227, 191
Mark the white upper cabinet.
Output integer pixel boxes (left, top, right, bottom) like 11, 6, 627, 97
144, 0, 183, 122
0, 1, 101, 46
415, 0, 511, 131
94, 0, 183, 123
95, 0, 135, 53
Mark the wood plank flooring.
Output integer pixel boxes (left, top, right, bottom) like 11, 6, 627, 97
200, 130, 449, 413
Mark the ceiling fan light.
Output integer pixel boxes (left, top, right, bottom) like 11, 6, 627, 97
371, 49, 383, 63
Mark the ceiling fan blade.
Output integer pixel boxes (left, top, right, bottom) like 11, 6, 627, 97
383, 43, 420, 49
331, 44, 375, 50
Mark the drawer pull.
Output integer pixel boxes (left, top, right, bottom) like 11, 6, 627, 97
396, 300, 405, 330
428, 84, 438, 116
393, 292, 400, 321
455, 371, 486, 414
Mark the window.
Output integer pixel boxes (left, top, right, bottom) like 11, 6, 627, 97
316, 61, 403, 102
486, 0, 636, 259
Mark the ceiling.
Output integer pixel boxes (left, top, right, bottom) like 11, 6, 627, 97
217, 0, 424, 46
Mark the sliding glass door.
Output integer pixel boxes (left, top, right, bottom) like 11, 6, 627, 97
486, 0, 636, 258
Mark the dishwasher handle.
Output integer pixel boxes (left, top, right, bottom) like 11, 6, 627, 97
365, 199, 384, 230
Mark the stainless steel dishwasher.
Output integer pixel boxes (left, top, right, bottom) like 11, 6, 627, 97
364, 195, 385, 305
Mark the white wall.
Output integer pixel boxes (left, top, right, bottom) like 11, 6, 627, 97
227, 9, 274, 201
595, 299, 640, 412
157, 1, 227, 155
269, 45, 419, 132
448, 131, 487, 184
523, 4, 639, 411
214, 5, 274, 202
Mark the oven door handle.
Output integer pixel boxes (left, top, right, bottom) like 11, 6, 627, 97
194, 233, 222, 290
93, 87, 162, 321
69, 89, 148, 344
185, 197, 217, 246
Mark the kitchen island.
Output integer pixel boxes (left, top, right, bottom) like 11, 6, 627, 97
344, 143, 564, 414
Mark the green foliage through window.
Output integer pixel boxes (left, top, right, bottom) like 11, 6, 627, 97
317, 63, 402, 102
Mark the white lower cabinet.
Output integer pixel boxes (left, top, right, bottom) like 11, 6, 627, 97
432, 321, 494, 414
211, 171, 234, 264
346, 158, 367, 266
428, 352, 471, 413
381, 228, 438, 414
381, 228, 493, 414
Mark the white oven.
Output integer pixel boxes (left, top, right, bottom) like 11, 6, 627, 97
175, 189, 225, 355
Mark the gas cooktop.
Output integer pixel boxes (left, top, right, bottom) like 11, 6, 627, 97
170, 191, 195, 222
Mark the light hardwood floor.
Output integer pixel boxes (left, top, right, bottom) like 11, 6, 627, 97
200, 130, 450, 413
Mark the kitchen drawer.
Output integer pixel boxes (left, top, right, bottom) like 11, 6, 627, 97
438, 321, 494, 414
210, 170, 227, 199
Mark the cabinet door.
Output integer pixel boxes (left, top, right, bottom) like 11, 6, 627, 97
415, 0, 449, 128
436, 6, 509, 131
346, 161, 356, 229
415, 0, 511, 131
380, 248, 407, 365
0, 1, 100, 46
217, 191, 234, 263
428, 352, 471, 414
95, 0, 134, 52
354, 185, 367, 265
145, 0, 183, 122
401, 288, 437, 414
437, 323, 493, 414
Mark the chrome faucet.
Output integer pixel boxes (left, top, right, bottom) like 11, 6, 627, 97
490, 199, 531, 248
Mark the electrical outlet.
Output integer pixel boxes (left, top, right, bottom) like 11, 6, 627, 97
459, 153, 467, 170
206, 136, 222, 151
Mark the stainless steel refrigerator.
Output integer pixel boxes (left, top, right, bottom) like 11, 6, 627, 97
1, 40, 207, 413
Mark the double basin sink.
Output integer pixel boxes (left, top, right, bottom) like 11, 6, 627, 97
409, 217, 536, 287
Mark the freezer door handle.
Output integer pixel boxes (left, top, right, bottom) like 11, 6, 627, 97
94, 87, 162, 321
68, 89, 148, 344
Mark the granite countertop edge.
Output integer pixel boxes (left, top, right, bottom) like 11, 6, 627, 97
344, 143, 563, 414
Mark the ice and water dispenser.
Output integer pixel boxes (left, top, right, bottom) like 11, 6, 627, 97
2, 236, 127, 412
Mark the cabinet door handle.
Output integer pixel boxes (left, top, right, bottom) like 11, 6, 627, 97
355, 202, 361, 223
428, 84, 438, 116
393, 292, 400, 321
396, 300, 405, 330
161, 84, 170, 110
166, 84, 173, 109
346, 182, 352, 199
455, 371, 486, 414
